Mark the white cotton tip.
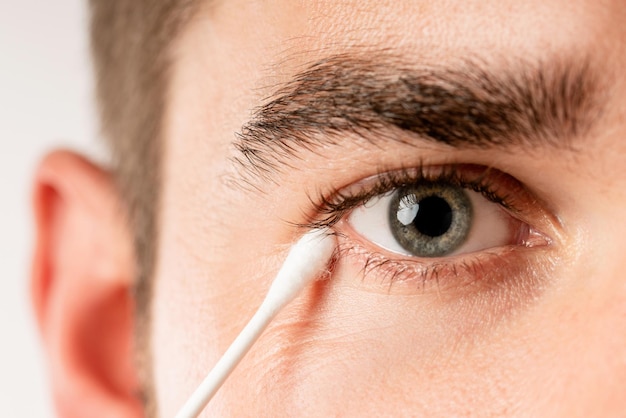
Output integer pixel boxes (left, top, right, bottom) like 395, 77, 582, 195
262, 228, 336, 310
175, 228, 336, 418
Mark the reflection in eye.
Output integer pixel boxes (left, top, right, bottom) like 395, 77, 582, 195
349, 181, 513, 258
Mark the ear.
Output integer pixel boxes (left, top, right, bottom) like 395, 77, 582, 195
31, 151, 143, 418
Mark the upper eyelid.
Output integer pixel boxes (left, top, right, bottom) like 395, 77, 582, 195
300, 164, 516, 230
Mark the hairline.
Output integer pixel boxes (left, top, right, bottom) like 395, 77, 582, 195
89, 1, 203, 415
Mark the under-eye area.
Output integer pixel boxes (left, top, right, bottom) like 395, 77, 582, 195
304, 164, 557, 293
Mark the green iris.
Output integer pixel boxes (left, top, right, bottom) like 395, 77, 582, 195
388, 182, 472, 257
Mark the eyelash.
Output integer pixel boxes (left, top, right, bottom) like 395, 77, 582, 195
299, 163, 546, 289
305, 163, 518, 229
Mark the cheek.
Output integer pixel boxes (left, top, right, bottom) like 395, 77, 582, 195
209, 262, 529, 416
150, 217, 626, 418
149, 180, 309, 417
150, 231, 224, 418
222, 259, 626, 417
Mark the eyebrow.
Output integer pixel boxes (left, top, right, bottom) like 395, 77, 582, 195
233, 52, 601, 184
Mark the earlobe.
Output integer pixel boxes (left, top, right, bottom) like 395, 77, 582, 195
31, 151, 143, 418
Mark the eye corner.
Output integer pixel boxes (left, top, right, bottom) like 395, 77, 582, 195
521, 226, 554, 249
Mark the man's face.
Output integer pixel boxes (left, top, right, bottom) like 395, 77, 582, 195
152, 0, 626, 416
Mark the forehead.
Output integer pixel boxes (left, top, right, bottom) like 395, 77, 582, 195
173, 0, 624, 135
195, 0, 624, 65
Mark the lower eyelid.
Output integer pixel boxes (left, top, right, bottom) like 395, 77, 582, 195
330, 239, 559, 344
333, 222, 552, 296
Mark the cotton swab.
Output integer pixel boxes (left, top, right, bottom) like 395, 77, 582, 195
175, 228, 336, 418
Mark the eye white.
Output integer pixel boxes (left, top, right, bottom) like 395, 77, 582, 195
348, 189, 511, 257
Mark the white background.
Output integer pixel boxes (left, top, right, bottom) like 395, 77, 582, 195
0, 1, 101, 416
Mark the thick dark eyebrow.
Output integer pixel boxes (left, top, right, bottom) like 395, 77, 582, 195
233, 53, 601, 184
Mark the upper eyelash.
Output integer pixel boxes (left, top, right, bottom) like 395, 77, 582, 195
300, 163, 518, 230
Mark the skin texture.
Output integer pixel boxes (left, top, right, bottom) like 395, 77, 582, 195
32, 1, 626, 417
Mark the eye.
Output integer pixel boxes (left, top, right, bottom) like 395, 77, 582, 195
348, 181, 515, 258
306, 164, 552, 269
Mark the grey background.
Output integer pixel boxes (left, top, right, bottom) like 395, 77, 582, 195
0, 1, 103, 415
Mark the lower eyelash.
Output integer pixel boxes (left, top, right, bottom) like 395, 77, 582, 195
335, 236, 529, 294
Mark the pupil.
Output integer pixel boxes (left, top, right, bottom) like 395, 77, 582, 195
413, 195, 453, 237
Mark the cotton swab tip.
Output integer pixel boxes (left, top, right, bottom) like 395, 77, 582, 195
174, 228, 336, 418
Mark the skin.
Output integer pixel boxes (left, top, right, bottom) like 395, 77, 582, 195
32, 1, 626, 417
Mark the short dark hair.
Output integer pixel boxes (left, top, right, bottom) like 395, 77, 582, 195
89, 0, 199, 412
